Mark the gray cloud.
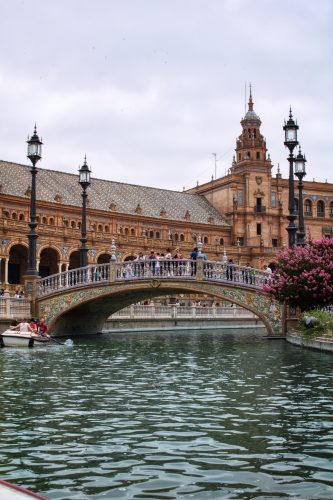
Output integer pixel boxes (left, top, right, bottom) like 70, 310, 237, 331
0, 0, 332, 189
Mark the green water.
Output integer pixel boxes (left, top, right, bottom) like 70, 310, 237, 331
0, 329, 332, 499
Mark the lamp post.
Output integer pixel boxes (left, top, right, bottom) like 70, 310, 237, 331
294, 148, 307, 246
78, 157, 91, 268
26, 125, 43, 276
283, 109, 299, 247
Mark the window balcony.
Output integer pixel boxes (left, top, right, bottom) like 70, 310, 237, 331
254, 206, 266, 214
304, 211, 312, 217
317, 212, 325, 218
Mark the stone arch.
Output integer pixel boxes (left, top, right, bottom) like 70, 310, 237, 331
19, 213, 25, 221
38, 280, 281, 337
42, 216, 48, 224
49, 217, 55, 225
97, 253, 111, 264
39, 246, 61, 278
8, 243, 28, 284
124, 255, 136, 262
130, 228, 135, 236
105, 225, 110, 233
12, 212, 17, 220
68, 250, 80, 270
70, 220, 76, 229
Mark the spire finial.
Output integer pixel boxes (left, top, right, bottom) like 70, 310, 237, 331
34, 123, 37, 134
289, 106, 293, 119
248, 83, 253, 111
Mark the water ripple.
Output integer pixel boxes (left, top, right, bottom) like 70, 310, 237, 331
0, 329, 333, 499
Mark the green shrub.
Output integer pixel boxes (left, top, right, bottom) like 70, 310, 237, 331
299, 310, 333, 338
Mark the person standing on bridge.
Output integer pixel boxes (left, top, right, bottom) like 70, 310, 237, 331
190, 247, 198, 276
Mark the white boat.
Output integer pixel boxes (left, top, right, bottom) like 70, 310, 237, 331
0, 479, 47, 498
0, 330, 50, 348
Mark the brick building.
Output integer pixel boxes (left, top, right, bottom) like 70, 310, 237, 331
0, 91, 332, 288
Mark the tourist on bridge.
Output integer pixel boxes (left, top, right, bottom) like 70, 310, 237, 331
226, 259, 235, 281
190, 247, 198, 276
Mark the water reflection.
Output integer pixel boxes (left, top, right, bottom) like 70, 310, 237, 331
0, 329, 332, 499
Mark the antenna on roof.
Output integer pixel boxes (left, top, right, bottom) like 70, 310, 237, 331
212, 152, 217, 179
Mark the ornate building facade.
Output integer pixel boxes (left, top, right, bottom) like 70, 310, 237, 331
0, 91, 332, 288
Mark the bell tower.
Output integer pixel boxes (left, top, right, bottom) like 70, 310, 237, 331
231, 86, 271, 175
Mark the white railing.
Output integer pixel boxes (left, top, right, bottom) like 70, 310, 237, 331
36, 260, 269, 298
0, 298, 31, 319
109, 304, 256, 320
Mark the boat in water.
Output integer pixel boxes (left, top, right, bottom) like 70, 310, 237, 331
0, 479, 47, 498
0, 330, 50, 348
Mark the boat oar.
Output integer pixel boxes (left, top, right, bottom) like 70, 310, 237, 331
48, 336, 66, 346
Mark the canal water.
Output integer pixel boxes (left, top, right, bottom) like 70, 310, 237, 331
0, 329, 332, 499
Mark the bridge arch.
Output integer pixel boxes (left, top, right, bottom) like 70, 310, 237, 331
37, 279, 281, 337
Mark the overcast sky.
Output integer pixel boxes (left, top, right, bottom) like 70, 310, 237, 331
0, 0, 332, 190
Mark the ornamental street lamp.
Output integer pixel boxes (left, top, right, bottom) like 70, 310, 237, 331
26, 125, 43, 276
78, 156, 91, 268
294, 147, 307, 246
283, 108, 299, 247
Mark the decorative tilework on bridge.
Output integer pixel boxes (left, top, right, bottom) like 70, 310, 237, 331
37, 279, 282, 336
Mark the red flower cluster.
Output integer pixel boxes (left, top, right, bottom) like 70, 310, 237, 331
261, 238, 333, 311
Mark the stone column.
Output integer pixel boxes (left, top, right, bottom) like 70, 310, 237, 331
4, 258, 9, 284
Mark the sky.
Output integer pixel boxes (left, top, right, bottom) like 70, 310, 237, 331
0, 0, 332, 190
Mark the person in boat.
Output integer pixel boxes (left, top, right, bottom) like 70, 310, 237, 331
15, 319, 35, 333
36, 317, 49, 337
30, 318, 38, 333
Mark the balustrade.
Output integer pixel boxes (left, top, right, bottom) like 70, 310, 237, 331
0, 297, 31, 319
36, 259, 268, 298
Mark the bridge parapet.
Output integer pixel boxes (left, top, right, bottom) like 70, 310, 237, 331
36, 260, 268, 299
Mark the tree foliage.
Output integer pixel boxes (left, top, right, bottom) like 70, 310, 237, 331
262, 238, 333, 311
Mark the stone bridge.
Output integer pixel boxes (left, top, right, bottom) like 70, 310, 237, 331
35, 259, 283, 336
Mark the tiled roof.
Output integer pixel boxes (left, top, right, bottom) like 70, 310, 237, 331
0, 160, 229, 226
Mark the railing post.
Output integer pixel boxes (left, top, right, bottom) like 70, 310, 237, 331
109, 261, 117, 282
4, 290, 10, 317
196, 255, 204, 280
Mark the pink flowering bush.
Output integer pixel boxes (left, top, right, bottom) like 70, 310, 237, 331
261, 238, 333, 311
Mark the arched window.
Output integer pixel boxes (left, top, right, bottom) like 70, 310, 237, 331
19, 213, 25, 221
130, 228, 135, 236
98, 224, 103, 232
125, 227, 129, 236
220, 238, 224, 246
149, 230, 154, 238
119, 227, 124, 234
12, 212, 17, 220
42, 216, 48, 225
180, 234, 184, 242
77, 221, 81, 230
317, 200, 325, 217
155, 231, 160, 239
70, 220, 76, 228
203, 236, 209, 244
304, 199, 312, 216
105, 225, 109, 233
174, 233, 179, 241
49, 217, 54, 225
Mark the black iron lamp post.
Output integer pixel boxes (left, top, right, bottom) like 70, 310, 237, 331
78, 157, 91, 268
26, 125, 43, 276
283, 109, 299, 247
294, 148, 307, 246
